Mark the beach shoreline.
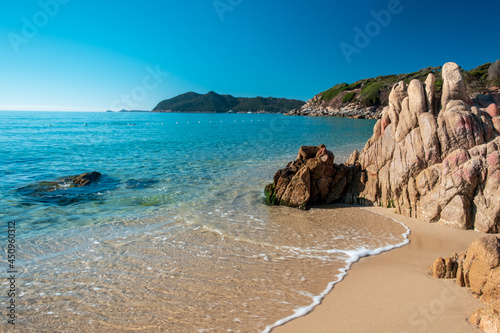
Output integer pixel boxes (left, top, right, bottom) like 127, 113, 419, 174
272, 206, 498, 333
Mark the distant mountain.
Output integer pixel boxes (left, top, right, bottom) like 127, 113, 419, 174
151, 91, 305, 113
106, 109, 150, 113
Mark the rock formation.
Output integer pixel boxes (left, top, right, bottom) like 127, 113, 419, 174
68, 171, 102, 187
286, 104, 381, 119
266, 62, 500, 233
470, 308, 500, 333
431, 236, 500, 333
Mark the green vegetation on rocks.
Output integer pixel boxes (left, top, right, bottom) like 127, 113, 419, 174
341, 91, 356, 104
314, 63, 497, 110
320, 83, 349, 101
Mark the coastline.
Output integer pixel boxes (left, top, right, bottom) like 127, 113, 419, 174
272, 206, 497, 333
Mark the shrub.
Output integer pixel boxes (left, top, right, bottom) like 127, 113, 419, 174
360, 82, 383, 106
320, 83, 348, 101
342, 92, 356, 104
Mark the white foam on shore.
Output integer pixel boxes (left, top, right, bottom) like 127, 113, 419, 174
262, 209, 411, 333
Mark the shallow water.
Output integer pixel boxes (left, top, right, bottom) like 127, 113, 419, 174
0, 111, 408, 332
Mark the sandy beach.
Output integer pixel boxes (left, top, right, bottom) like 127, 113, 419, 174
273, 206, 498, 333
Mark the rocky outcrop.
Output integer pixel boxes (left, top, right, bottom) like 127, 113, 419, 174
470, 308, 500, 333
463, 236, 500, 308
286, 104, 381, 119
15, 171, 105, 206
263, 145, 365, 209
23, 171, 103, 193
268, 62, 500, 233
432, 236, 500, 333
352, 63, 500, 233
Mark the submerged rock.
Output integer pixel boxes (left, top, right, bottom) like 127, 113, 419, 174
15, 171, 114, 206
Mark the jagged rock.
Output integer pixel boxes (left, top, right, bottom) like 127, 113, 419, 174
425, 73, 436, 115
432, 253, 459, 279
445, 255, 458, 279
297, 146, 321, 160
463, 236, 500, 294
280, 166, 312, 208
432, 239, 500, 332
432, 257, 446, 278
470, 308, 500, 333
346, 150, 359, 165
69, 172, 102, 187
457, 252, 467, 287
265, 145, 340, 209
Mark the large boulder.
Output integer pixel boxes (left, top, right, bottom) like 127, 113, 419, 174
482, 267, 500, 312
431, 237, 500, 333
265, 145, 341, 209
470, 308, 500, 333
463, 236, 500, 295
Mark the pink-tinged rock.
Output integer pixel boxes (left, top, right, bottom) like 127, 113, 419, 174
487, 104, 499, 118
442, 149, 470, 176
480, 110, 497, 142
487, 152, 500, 172
493, 117, 500, 134
381, 113, 391, 135
438, 104, 485, 157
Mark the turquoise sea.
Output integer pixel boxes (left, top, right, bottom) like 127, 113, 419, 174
0, 111, 408, 332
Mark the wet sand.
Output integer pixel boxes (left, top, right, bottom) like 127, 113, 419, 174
273, 206, 496, 333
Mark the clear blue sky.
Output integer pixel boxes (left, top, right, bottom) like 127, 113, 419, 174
0, 0, 499, 111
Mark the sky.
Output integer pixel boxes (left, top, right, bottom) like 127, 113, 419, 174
0, 0, 499, 111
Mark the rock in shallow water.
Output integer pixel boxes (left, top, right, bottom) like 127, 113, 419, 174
15, 171, 113, 206
66, 171, 102, 187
